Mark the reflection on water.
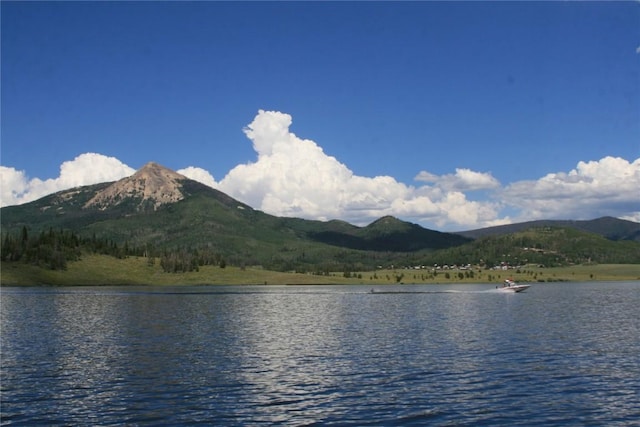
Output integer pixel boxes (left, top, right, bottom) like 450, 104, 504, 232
1, 283, 639, 425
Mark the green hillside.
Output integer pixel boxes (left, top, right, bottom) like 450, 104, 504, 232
306, 215, 470, 251
457, 216, 640, 241
412, 226, 640, 268
2, 165, 639, 284
0, 178, 470, 273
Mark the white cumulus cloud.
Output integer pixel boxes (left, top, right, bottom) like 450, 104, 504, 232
177, 166, 217, 188
215, 110, 501, 228
415, 168, 500, 191
0, 153, 135, 207
1, 111, 637, 232
501, 156, 640, 221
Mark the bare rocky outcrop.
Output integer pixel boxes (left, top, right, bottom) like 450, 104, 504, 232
84, 162, 187, 211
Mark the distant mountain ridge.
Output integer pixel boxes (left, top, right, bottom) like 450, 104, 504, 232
308, 215, 470, 251
456, 217, 640, 242
1, 162, 638, 270
0, 162, 470, 256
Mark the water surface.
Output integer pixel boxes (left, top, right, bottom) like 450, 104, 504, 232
2, 282, 639, 425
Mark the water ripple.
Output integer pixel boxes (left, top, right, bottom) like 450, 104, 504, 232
2, 282, 639, 426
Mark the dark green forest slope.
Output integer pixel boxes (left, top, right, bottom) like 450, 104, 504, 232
2, 163, 638, 274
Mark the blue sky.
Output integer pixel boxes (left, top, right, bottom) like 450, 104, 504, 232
1, 1, 639, 231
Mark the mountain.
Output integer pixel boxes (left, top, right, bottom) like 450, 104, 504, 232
307, 216, 470, 251
2, 162, 638, 272
428, 226, 640, 267
456, 217, 640, 242
84, 162, 187, 211
1, 162, 471, 271
0, 162, 252, 233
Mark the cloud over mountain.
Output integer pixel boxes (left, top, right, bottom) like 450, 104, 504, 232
1, 153, 135, 207
218, 110, 405, 222
214, 110, 503, 228
501, 156, 640, 223
176, 166, 217, 188
1, 111, 638, 230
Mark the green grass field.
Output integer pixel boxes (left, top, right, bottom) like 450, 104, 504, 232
2, 255, 639, 286
1, 255, 360, 286
364, 264, 640, 284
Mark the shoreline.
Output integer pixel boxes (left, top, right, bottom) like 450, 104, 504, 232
3, 256, 639, 287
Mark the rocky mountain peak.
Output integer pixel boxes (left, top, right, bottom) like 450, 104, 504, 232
84, 162, 187, 211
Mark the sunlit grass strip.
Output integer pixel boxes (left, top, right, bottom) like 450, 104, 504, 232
2, 256, 639, 286
1, 255, 363, 286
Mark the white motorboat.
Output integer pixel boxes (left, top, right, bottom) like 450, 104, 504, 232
497, 279, 530, 293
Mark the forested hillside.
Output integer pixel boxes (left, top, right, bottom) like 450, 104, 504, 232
2, 163, 639, 277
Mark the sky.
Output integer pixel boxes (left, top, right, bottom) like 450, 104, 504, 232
1, 1, 639, 231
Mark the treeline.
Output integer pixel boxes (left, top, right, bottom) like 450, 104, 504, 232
158, 248, 226, 273
2, 227, 82, 270
3, 225, 637, 275
1, 227, 145, 270
1, 227, 228, 273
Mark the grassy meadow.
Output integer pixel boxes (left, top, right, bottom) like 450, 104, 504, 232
1, 254, 639, 286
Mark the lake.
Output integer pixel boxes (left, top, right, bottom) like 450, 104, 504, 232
1, 282, 639, 426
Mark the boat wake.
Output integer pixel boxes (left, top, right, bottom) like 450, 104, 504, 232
369, 289, 497, 294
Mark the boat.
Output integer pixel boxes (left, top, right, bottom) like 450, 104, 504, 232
497, 279, 530, 293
